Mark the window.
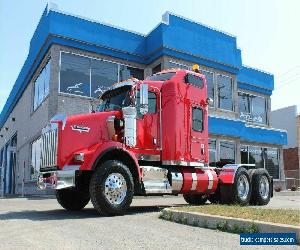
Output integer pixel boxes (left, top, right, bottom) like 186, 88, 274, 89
136, 91, 157, 115
249, 146, 264, 168
60, 52, 144, 98
252, 96, 267, 124
33, 59, 51, 110
192, 107, 203, 132
217, 75, 233, 111
241, 145, 280, 179
200, 70, 214, 107
60, 53, 90, 97
185, 74, 204, 88
220, 141, 235, 164
0, 148, 3, 180
146, 72, 176, 81
208, 139, 217, 167
265, 148, 279, 179
152, 64, 161, 74
30, 137, 42, 180
166, 61, 189, 70
238, 92, 267, 124
119, 65, 144, 81
91, 59, 118, 98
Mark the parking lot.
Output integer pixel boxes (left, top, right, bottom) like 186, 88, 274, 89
0, 194, 299, 250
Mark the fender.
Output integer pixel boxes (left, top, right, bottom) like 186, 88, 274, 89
76, 141, 141, 180
218, 164, 252, 184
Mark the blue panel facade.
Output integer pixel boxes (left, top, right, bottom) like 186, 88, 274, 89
0, 6, 287, 146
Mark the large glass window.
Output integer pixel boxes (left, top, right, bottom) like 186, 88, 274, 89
152, 64, 161, 74
200, 70, 214, 107
217, 75, 233, 111
91, 59, 118, 98
30, 137, 42, 180
249, 146, 264, 168
185, 74, 204, 89
238, 92, 267, 124
208, 139, 217, 167
33, 59, 51, 110
166, 61, 189, 70
252, 96, 267, 124
119, 65, 144, 81
60, 52, 144, 98
147, 72, 176, 81
265, 148, 279, 179
220, 141, 235, 164
60, 53, 90, 97
241, 145, 280, 179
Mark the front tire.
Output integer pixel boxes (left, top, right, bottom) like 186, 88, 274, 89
183, 194, 208, 205
56, 189, 90, 211
89, 160, 134, 216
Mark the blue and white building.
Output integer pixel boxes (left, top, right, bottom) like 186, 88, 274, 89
0, 5, 287, 195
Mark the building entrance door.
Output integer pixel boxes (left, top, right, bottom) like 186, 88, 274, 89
3, 135, 17, 195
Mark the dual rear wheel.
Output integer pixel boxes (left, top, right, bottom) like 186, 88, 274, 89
183, 167, 271, 206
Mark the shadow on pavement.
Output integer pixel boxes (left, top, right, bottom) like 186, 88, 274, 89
0, 204, 186, 221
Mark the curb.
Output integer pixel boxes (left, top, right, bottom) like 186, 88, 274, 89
160, 208, 300, 244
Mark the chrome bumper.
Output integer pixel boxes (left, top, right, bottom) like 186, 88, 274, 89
37, 166, 79, 190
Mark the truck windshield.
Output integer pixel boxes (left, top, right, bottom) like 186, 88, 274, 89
97, 86, 132, 112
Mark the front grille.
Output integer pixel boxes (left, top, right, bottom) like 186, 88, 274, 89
41, 127, 58, 170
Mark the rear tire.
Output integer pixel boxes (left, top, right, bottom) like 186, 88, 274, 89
56, 189, 90, 211
220, 167, 251, 206
89, 160, 134, 216
250, 170, 271, 205
183, 194, 208, 205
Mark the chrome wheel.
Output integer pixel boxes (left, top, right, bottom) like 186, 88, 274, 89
259, 175, 269, 200
237, 175, 250, 201
104, 173, 127, 205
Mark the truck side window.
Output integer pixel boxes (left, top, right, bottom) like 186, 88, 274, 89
136, 91, 157, 116
192, 107, 203, 132
185, 74, 204, 89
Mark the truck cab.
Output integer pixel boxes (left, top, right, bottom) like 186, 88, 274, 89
38, 67, 272, 215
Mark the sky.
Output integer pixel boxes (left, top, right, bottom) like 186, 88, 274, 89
0, 0, 299, 113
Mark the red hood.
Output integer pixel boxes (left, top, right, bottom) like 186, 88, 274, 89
57, 111, 121, 168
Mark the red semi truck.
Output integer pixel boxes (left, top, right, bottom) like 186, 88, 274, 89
38, 66, 272, 215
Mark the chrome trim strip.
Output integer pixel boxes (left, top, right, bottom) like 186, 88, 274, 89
137, 154, 160, 161
162, 160, 204, 167
191, 172, 197, 191
206, 170, 214, 190
171, 172, 183, 193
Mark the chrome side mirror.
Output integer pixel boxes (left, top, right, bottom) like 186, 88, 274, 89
140, 84, 148, 115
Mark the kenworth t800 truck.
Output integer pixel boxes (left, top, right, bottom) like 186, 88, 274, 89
38, 66, 272, 215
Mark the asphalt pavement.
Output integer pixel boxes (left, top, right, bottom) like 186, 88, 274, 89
0, 194, 299, 250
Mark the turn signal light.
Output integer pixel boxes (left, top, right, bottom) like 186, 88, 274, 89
74, 152, 84, 162
112, 134, 118, 141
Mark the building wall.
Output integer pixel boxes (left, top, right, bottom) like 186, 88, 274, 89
271, 106, 297, 149
0, 43, 285, 195
0, 53, 52, 195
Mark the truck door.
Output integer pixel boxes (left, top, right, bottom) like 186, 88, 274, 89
135, 87, 161, 160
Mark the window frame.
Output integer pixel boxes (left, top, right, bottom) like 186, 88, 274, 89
238, 91, 268, 125
185, 73, 204, 89
33, 58, 51, 111
240, 144, 280, 180
58, 50, 144, 99
216, 73, 234, 111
